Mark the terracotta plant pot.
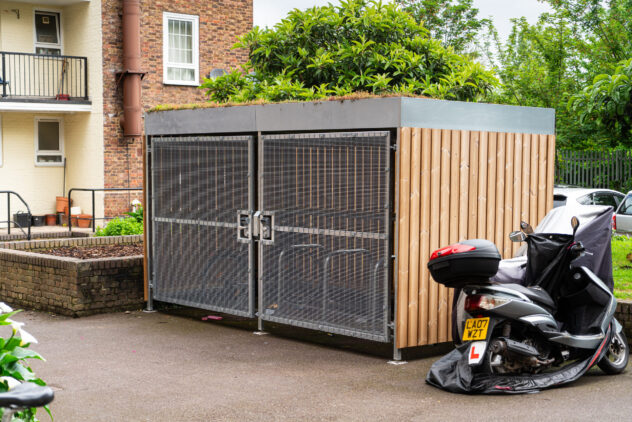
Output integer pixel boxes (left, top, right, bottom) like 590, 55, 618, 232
45, 214, 57, 226
56, 196, 69, 213
70, 214, 80, 227
77, 214, 92, 228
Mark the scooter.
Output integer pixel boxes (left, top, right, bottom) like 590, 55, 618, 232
426, 216, 629, 393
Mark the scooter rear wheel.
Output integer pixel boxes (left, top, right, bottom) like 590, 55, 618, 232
598, 329, 629, 375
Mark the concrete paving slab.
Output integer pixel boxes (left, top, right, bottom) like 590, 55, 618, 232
16, 310, 632, 422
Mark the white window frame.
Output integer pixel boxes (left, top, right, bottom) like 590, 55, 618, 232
34, 10, 63, 55
163, 12, 199, 86
0, 115, 3, 167
34, 117, 64, 167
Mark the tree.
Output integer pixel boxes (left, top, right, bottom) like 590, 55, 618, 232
490, 0, 632, 149
394, 0, 492, 54
569, 59, 632, 148
201, 0, 497, 104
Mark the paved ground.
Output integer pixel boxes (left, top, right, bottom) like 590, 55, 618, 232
15, 309, 632, 422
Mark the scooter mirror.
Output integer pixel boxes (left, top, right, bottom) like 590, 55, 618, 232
571, 216, 580, 235
520, 221, 534, 235
509, 230, 527, 242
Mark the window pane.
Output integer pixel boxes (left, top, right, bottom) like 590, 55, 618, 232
35, 47, 61, 56
620, 197, 632, 216
167, 18, 193, 65
37, 155, 62, 163
35, 13, 59, 44
167, 67, 194, 82
593, 193, 617, 208
38, 121, 60, 151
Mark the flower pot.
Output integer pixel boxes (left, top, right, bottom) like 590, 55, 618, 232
70, 214, 80, 227
77, 214, 92, 228
45, 214, 57, 226
56, 196, 69, 213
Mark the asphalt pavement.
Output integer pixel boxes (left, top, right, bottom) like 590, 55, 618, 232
17, 309, 632, 421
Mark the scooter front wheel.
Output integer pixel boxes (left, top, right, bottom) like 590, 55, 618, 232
598, 329, 629, 375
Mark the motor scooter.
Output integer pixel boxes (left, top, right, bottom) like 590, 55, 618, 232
426, 216, 629, 393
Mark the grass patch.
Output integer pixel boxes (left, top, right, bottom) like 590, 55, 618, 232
613, 235, 632, 300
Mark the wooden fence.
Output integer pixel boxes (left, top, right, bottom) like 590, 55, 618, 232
396, 128, 556, 348
556, 149, 632, 192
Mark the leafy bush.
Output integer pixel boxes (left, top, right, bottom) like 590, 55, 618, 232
201, 0, 497, 103
95, 217, 143, 237
0, 304, 50, 422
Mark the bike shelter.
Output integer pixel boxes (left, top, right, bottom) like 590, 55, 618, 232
144, 97, 556, 355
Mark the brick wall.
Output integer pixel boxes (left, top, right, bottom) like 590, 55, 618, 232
101, 0, 253, 216
0, 236, 144, 316
615, 300, 632, 341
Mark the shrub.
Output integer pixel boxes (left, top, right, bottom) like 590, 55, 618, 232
201, 0, 497, 103
95, 217, 143, 237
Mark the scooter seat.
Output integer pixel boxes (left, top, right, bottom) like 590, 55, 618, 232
503, 284, 556, 310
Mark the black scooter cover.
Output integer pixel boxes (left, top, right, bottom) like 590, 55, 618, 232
426, 325, 612, 394
429, 205, 616, 394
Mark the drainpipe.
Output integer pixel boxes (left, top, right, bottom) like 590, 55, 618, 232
120, 0, 144, 137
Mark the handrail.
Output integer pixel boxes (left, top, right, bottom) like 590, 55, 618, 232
67, 188, 142, 233
0, 191, 32, 240
0, 51, 88, 100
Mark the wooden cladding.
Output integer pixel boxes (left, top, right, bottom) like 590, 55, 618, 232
396, 128, 556, 348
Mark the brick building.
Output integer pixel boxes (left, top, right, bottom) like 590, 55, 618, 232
102, 0, 252, 215
0, 0, 252, 223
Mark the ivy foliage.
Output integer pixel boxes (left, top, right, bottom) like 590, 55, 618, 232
201, 0, 497, 103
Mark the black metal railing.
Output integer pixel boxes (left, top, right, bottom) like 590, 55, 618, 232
0, 191, 32, 240
68, 188, 143, 233
0, 51, 88, 100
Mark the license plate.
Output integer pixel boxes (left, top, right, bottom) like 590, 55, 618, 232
462, 317, 490, 341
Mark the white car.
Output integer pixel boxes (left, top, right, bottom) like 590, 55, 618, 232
553, 186, 625, 209
614, 191, 632, 235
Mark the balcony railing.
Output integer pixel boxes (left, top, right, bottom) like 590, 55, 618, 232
0, 51, 88, 101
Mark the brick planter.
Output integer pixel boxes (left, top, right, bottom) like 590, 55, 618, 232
0, 236, 144, 317
615, 300, 632, 341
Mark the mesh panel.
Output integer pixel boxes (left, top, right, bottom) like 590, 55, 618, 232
260, 132, 391, 342
151, 136, 253, 317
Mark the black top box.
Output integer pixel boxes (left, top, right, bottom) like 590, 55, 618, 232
427, 239, 501, 288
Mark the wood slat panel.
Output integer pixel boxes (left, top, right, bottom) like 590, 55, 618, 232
486, 133, 497, 241
458, 131, 470, 242
468, 132, 479, 239
530, 137, 539, 226
477, 132, 488, 238
546, 135, 556, 211
503, 134, 515, 259
396, 128, 556, 348
418, 128, 432, 345
495, 133, 506, 254
538, 134, 547, 223
448, 130, 461, 341
407, 128, 422, 346
512, 134, 523, 256
438, 130, 451, 343
396, 127, 411, 348
428, 129, 442, 345
521, 134, 531, 226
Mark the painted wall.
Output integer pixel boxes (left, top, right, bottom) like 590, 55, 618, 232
0, 1, 104, 223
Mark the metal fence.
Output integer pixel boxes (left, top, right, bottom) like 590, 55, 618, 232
556, 149, 632, 192
0, 51, 88, 100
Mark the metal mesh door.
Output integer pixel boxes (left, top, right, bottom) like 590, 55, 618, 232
151, 135, 254, 317
259, 132, 391, 342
